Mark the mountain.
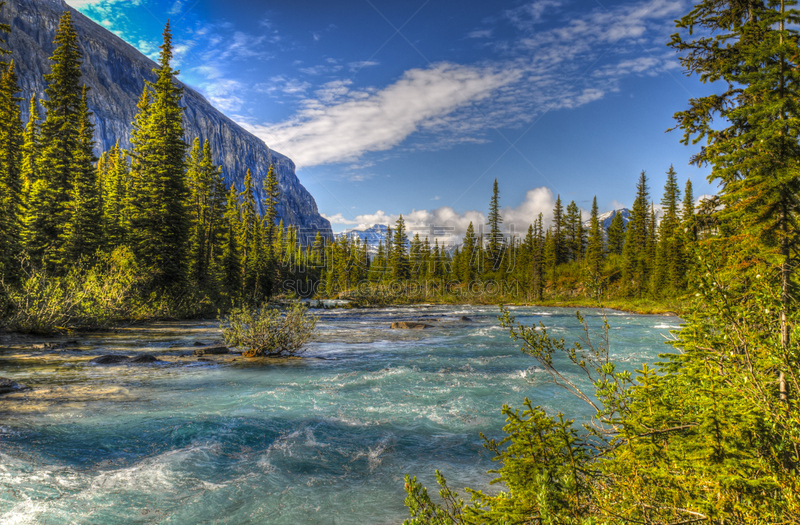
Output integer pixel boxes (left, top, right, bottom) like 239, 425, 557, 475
336, 224, 389, 253
2, 0, 331, 241
594, 208, 631, 230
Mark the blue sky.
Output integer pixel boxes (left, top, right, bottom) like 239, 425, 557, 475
66, 0, 718, 234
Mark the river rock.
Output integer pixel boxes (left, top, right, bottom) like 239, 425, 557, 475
460, 316, 474, 322
89, 355, 131, 364
0, 377, 29, 395
391, 322, 432, 330
194, 345, 230, 356
129, 355, 161, 363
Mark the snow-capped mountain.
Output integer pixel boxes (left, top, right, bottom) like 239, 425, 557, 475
336, 224, 389, 248
594, 208, 631, 230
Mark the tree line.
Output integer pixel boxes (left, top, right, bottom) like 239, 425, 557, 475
319, 169, 706, 304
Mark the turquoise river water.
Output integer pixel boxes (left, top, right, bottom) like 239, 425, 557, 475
0, 305, 682, 524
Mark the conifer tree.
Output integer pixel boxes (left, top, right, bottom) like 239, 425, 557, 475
0, 59, 22, 282
221, 182, 241, 299
551, 195, 566, 266
621, 171, 650, 296
460, 222, 478, 283
35, 11, 83, 267
682, 178, 695, 243
390, 215, 409, 281
100, 142, 130, 250
131, 21, 190, 290
584, 196, 603, 294
487, 178, 503, 270
20, 95, 40, 187
61, 87, 102, 263
565, 200, 583, 262
606, 212, 625, 256
671, 0, 800, 404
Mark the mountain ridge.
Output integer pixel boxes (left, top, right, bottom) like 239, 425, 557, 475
3, 0, 332, 240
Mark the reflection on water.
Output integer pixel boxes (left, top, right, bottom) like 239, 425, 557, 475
0, 305, 681, 524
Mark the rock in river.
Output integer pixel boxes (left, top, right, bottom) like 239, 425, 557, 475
194, 345, 230, 356
391, 322, 432, 330
0, 377, 29, 395
89, 355, 131, 364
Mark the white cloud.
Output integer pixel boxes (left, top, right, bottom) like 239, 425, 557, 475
467, 29, 493, 39
168, 0, 183, 15
241, 63, 520, 167
348, 60, 380, 72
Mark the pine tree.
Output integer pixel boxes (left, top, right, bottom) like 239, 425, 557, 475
606, 212, 625, 256
131, 22, 190, 290
390, 215, 409, 281
487, 178, 503, 270
35, 11, 83, 268
584, 196, 603, 294
551, 195, 566, 268
21, 95, 40, 189
565, 200, 583, 262
60, 87, 102, 263
672, 0, 800, 404
460, 221, 478, 283
100, 142, 131, 250
621, 171, 651, 296
221, 182, 241, 299
0, 59, 22, 282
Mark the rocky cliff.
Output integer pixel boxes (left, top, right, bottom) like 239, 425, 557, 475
2, 0, 331, 241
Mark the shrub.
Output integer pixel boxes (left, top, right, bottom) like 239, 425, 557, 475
220, 303, 318, 357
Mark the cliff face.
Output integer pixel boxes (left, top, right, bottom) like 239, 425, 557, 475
3, 0, 332, 241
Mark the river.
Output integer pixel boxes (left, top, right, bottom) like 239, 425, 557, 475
0, 305, 682, 524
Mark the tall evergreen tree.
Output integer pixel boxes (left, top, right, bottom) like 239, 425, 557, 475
487, 178, 503, 270
584, 196, 603, 294
61, 87, 102, 262
131, 22, 190, 290
0, 60, 22, 282
390, 215, 409, 281
606, 212, 625, 256
30, 11, 83, 268
621, 171, 651, 296
551, 195, 566, 267
671, 0, 800, 405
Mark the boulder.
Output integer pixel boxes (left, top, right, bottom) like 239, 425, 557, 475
129, 355, 161, 363
391, 322, 432, 330
0, 377, 29, 395
460, 316, 474, 322
194, 345, 230, 356
89, 355, 131, 364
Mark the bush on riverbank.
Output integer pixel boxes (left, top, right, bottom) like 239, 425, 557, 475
0, 248, 149, 334
220, 303, 318, 357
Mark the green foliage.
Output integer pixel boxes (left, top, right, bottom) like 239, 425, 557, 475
0, 247, 146, 334
220, 303, 318, 357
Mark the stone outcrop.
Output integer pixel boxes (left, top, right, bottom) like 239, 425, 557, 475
0, 377, 29, 395
2, 0, 332, 240
391, 322, 431, 330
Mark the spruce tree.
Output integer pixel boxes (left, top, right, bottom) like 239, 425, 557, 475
21, 96, 40, 190
671, 0, 800, 401
621, 171, 651, 296
61, 87, 102, 263
551, 196, 566, 269
584, 196, 603, 294
0, 60, 22, 282
460, 221, 478, 283
390, 215, 409, 281
606, 212, 625, 256
132, 22, 190, 290
221, 182, 242, 299
35, 11, 83, 268
487, 178, 503, 270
